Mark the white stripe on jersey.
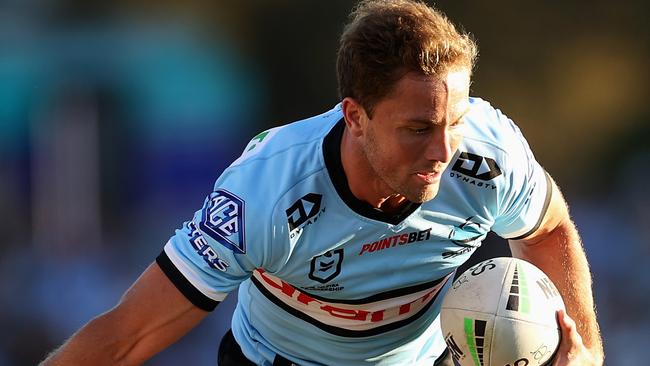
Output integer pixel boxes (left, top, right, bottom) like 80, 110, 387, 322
252, 269, 452, 332
164, 242, 228, 302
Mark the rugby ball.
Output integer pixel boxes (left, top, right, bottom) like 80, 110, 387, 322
440, 257, 565, 366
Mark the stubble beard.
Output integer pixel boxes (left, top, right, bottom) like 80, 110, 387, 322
363, 130, 440, 204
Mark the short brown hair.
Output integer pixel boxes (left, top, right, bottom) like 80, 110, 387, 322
337, 0, 478, 116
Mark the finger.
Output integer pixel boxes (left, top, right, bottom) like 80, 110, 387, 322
552, 309, 583, 365
557, 309, 583, 346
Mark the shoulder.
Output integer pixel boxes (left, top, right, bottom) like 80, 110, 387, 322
231, 104, 343, 167
463, 98, 525, 151
209, 104, 342, 231
442, 98, 541, 211
459, 97, 535, 175
223, 103, 342, 183
444, 98, 550, 236
194, 105, 343, 268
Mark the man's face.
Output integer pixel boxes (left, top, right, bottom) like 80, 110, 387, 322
360, 69, 471, 203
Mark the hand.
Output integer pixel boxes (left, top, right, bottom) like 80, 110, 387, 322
552, 309, 602, 365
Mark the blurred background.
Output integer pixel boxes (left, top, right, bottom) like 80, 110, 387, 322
0, 0, 648, 365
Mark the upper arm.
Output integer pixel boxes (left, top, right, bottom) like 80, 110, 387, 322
507, 175, 583, 275
99, 262, 210, 365
508, 176, 570, 247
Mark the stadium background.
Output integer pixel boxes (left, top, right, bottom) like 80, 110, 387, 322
0, 0, 648, 364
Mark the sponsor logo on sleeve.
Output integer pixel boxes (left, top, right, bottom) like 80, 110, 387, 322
450, 152, 502, 190
187, 221, 230, 272
199, 189, 246, 254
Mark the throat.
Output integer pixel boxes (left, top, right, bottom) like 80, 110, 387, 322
376, 195, 410, 215
326, 120, 420, 224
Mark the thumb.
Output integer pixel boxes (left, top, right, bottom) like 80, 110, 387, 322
553, 309, 582, 365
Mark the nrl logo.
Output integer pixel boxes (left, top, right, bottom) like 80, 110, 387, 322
309, 249, 344, 283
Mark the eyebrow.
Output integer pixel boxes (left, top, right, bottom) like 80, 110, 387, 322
407, 107, 471, 126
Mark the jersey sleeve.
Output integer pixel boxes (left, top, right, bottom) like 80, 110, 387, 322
490, 110, 553, 240
157, 134, 283, 311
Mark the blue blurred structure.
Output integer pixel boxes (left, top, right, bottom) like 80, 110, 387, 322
0, 4, 261, 365
0, 1, 649, 365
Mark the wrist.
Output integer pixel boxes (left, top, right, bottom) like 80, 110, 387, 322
588, 347, 604, 366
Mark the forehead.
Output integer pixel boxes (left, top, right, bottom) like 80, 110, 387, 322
377, 70, 471, 121
396, 70, 470, 103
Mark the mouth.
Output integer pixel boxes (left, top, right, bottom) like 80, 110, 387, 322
415, 170, 442, 184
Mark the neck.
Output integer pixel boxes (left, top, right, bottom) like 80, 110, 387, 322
340, 127, 409, 214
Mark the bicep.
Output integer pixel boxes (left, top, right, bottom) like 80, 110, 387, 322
104, 262, 211, 364
508, 175, 569, 249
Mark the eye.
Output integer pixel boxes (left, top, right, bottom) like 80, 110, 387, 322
409, 126, 431, 135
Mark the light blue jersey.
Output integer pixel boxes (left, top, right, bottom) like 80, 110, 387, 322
157, 98, 551, 365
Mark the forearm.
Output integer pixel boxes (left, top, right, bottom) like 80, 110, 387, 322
41, 262, 210, 366
41, 312, 137, 366
509, 218, 604, 363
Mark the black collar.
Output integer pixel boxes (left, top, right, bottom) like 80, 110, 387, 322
322, 119, 420, 225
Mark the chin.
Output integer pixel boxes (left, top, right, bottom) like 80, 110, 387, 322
406, 185, 440, 203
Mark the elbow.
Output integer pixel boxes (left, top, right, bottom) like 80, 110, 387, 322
84, 312, 147, 366
38, 313, 143, 366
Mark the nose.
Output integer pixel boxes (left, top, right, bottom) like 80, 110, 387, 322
424, 127, 454, 164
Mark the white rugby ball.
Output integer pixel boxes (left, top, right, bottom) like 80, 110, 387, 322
440, 257, 565, 366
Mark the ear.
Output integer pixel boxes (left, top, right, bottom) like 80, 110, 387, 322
341, 97, 367, 137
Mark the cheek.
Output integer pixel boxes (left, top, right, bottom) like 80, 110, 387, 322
373, 139, 417, 171
392, 136, 425, 158
372, 129, 411, 155
395, 140, 431, 171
